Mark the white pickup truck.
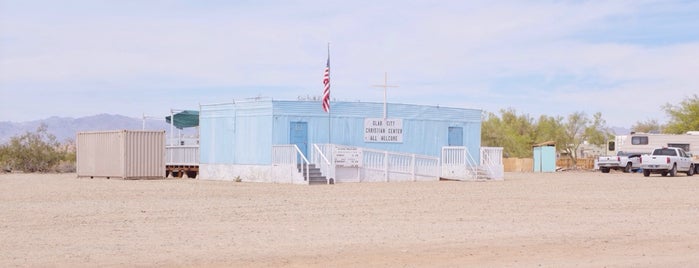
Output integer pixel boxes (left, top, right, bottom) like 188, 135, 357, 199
598, 151, 642, 173
640, 147, 695, 177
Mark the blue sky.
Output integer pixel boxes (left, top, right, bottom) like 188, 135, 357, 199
1, 0, 698, 128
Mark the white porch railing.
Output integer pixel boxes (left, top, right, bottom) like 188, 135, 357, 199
166, 145, 199, 165
272, 144, 309, 181
312, 144, 334, 184
440, 146, 505, 180
361, 147, 440, 181
272, 144, 491, 183
481, 147, 504, 180
309, 144, 440, 182
441, 146, 479, 180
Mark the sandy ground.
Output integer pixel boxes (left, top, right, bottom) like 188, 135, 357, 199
2, 171, 699, 267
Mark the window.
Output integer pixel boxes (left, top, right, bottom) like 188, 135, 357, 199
608, 141, 615, 151
653, 148, 677, 156
631, 136, 648, 145
668, 143, 690, 152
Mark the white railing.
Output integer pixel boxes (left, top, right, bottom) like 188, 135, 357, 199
442, 146, 467, 165
441, 146, 479, 180
313, 144, 335, 163
166, 145, 199, 165
168, 136, 199, 146
362, 147, 440, 181
272, 144, 309, 181
312, 144, 334, 184
480, 147, 504, 180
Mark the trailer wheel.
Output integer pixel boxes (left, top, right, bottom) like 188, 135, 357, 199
643, 169, 650, 177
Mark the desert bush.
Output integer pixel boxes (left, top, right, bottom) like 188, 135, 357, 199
0, 123, 75, 173
53, 160, 77, 173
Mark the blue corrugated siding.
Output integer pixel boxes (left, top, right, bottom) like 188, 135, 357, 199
200, 103, 236, 164
273, 101, 481, 122
236, 101, 273, 116
272, 100, 481, 159
201, 100, 482, 165
272, 117, 480, 158
200, 101, 273, 165
235, 114, 272, 164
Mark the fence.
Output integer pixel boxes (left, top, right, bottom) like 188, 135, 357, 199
556, 157, 595, 170
503, 158, 534, 172
503, 157, 596, 171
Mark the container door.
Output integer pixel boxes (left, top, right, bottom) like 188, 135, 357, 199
290, 121, 308, 161
542, 146, 556, 172
533, 147, 542, 172
448, 127, 463, 146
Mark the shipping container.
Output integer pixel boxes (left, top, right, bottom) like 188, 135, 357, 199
77, 130, 166, 179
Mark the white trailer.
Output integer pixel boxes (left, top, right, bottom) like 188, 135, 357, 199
606, 131, 699, 174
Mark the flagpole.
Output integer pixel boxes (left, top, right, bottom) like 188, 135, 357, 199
327, 42, 331, 144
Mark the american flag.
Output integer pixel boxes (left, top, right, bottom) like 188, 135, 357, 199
322, 56, 330, 113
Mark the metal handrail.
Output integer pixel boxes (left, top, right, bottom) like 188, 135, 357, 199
480, 147, 504, 180
313, 144, 334, 184
464, 147, 480, 179
294, 145, 310, 181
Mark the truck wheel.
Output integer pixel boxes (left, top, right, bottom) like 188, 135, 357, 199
601, 167, 610, 173
623, 163, 632, 173
687, 164, 694, 176
669, 164, 677, 177
643, 169, 650, 177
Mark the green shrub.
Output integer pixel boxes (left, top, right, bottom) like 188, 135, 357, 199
0, 123, 75, 173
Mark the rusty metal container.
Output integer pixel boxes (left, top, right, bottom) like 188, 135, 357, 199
77, 130, 166, 179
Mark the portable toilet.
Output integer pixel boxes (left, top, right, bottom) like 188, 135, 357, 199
533, 141, 556, 172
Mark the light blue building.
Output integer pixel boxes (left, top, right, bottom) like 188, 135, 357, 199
198, 99, 485, 183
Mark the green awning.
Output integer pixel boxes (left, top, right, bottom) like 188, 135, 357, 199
166, 110, 199, 129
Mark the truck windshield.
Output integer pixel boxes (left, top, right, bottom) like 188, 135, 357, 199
652, 148, 677, 156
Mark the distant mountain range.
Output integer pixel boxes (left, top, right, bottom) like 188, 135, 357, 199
0, 114, 193, 144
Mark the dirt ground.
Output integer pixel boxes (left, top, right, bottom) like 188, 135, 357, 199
2, 171, 699, 267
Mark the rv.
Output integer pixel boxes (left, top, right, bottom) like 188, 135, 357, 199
606, 132, 699, 173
